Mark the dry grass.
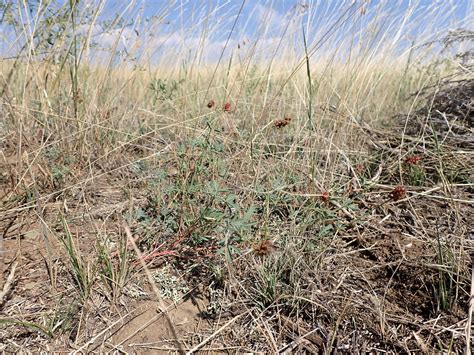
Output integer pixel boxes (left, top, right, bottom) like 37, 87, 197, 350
0, 1, 473, 353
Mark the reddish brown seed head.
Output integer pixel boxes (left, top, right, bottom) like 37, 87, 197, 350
207, 100, 215, 108
320, 191, 330, 203
390, 185, 406, 201
253, 240, 277, 256
274, 117, 292, 128
405, 155, 421, 165
223, 102, 231, 112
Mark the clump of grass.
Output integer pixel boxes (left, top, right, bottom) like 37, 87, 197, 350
97, 233, 130, 303
433, 222, 464, 313
59, 216, 95, 301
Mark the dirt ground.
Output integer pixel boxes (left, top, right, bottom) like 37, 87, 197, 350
1, 79, 473, 353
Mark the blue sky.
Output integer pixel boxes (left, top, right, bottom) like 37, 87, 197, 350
0, 1, 472, 64
99, 0, 473, 63
106, 0, 472, 38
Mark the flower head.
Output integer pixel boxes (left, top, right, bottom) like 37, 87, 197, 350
274, 117, 292, 128
253, 240, 277, 256
320, 191, 330, 203
390, 185, 406, 201
223, 102, 231, 112
405, 155, 421, 165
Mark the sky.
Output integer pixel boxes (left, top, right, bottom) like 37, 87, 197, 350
0, 0, 472, 65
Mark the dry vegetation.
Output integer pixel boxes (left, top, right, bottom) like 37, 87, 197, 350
0, 1, 473, 353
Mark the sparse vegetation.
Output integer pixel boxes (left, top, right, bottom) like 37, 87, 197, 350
0, 1, 473, 353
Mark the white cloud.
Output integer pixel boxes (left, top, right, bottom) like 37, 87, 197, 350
75, 2, 294, 65
252, 3, 287, 35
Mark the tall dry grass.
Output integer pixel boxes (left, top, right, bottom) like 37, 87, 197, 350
0, 0, 473, 352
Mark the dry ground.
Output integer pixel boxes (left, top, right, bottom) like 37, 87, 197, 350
1, 77, 473, 353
